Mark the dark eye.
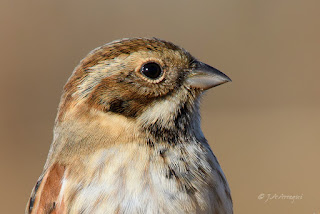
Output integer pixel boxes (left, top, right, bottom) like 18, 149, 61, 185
140, 62, 163, 80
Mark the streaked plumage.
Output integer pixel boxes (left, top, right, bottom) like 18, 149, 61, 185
26, 38, 233, 214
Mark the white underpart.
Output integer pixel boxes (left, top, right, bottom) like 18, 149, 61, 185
59, 140, 232, 214
68, 144, 162, 213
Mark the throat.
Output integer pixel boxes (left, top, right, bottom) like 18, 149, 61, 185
138, 93, 201, 146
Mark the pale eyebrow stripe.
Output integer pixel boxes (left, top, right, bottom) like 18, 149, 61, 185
75, 60, 118, 100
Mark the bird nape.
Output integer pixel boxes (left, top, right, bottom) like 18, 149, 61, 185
26, 38, 232, 214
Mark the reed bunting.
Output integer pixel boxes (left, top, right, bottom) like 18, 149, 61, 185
26, 38, 232, 214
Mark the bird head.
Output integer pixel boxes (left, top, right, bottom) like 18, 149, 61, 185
55, 38, 231, 145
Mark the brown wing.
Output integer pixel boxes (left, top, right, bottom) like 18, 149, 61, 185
26, 164, 66, 214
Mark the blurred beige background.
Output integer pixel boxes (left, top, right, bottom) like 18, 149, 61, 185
1, 0, 319, 213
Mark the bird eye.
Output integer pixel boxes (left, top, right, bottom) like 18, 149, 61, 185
140, 62, 163, 80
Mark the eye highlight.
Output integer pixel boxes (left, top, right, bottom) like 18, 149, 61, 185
140, 62, 163, 80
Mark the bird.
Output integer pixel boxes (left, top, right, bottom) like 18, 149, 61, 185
26, 38, 233, 214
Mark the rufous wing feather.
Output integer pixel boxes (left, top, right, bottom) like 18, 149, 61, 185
26, 164, 66, 214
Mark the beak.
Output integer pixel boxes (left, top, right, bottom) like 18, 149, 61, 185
186, 61, 231, 90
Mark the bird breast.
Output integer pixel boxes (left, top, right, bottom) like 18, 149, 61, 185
57, 141, 231, 214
